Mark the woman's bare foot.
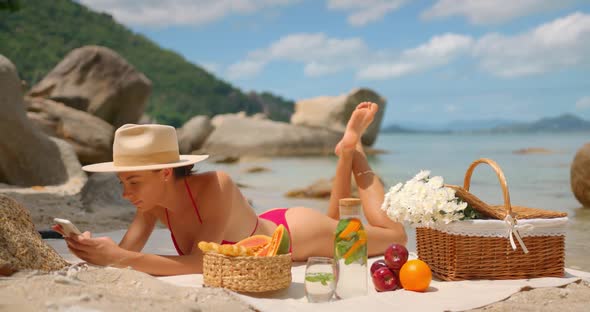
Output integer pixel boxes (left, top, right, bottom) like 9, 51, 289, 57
335, 102, 379, 156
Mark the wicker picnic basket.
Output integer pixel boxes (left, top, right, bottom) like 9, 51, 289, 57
202, 252, 292, 292
416, 158, 568, 281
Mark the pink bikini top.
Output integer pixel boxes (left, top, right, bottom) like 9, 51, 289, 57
165, 178, 258, 255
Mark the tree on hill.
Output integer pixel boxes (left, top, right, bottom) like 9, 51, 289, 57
0, 0, 20, 12
0, 0, 294, 126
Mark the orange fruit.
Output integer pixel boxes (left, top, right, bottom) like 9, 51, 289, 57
399, 259, 432, 292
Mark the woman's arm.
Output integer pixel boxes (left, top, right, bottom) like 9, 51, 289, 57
115, 212, 227, 275
116, 250, 204, 275
67, 171, 234, 275
118, 211, 157, 252
64, 234, 203, 275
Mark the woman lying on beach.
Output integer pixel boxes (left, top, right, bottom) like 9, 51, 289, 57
53, 102, 407, 276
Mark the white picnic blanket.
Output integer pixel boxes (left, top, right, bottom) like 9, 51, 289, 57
47, 229, 589, 312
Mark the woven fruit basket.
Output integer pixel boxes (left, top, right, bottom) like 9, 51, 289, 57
202, 252, 292, 292
416, 158, 568, 281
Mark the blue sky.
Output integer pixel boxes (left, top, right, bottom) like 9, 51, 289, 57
79, 0, 590, 127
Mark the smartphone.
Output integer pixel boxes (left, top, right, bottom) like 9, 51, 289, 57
53, 218, 82, 236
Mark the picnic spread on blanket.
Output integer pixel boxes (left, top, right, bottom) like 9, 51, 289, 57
46, 158, 582, 311
189, 158, 573, 306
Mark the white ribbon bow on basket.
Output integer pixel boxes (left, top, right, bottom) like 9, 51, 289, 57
504, 214, 535, 254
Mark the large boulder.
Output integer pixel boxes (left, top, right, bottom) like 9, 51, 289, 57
81, 172, 135, 216
178, 115, 214, 154
0, 55, 68, 186
26, 97, 114, 165
28, 46, 151, 128
285, 178, 357, 199
0, 195, 69, 275
291, 88, 386, 146
571, 142, 590, 208
200, 114, 341, 157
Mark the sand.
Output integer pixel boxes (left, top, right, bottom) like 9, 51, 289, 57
0, 265, 253, 312
472, 280, 590, 312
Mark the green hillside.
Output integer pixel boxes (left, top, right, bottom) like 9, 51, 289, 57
0, 0, 294, 126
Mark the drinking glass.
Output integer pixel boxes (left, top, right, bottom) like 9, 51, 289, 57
304, 256, 337, 303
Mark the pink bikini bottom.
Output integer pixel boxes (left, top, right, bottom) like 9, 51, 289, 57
221, 208, 292, 253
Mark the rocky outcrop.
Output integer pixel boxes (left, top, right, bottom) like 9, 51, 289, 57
26, 97, 114, 165
28, 46, 151, 128
285, 177, 360, 199
513, 147, 555, 155
178, 116, 214, 154
291, 88, 386, 146
0, 55, 68, 186
0, 195, 69, 275
571, 142, 590, 208
211, 111, 247, 128
200, 114, 341, 157
138, 113, 157, 124
81, 172, 135, 214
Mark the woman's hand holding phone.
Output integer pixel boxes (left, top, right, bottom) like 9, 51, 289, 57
53, 218, 128, 267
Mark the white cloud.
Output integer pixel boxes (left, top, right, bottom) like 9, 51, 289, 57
473, 12, 590, 77
227, 60, 268, 79
327, 0, 407, 27
357, 33, 473, 80
199, 62, 221, 74
227, 12, 590, 81
226, 33, 368, 79
576, 96, 590, 110
79, 0, 300, 27
422, 0, 573, 25
228, 32, 472, 80
228, 32, 474, 80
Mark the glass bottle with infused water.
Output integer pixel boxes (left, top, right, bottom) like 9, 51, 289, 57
334, 198, 368, 299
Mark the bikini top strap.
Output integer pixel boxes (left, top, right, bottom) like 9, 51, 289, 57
165, 208, 184, 256
184, 177, 203, 224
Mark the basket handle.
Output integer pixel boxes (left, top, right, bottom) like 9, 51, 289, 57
463, 158, 512, 216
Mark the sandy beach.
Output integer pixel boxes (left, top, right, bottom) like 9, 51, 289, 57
1, 260, 589, 311
0, 265, 253, 312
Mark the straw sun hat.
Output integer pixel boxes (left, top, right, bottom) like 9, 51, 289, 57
82, 124, 209, 172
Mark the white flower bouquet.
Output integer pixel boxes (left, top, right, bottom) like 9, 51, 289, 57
380, 170, 480, 227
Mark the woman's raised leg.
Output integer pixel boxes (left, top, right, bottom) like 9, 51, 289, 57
287, 102, 407, 261
335, 103, 407, 244
326, 140, 354, 219
327, 102, 377, 220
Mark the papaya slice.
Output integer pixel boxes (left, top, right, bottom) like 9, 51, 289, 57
235, 234, 270, 248
266, 224, 290, 256
235, 234, 271, 255
254, 243, 271, 256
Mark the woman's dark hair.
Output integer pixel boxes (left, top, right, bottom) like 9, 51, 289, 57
173, 164, 195, 178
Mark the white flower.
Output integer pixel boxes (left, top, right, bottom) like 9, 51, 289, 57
427, 176, 444, 189
413, 170, 431, 182
382, 170, 470, 226
390, 183, 403, 193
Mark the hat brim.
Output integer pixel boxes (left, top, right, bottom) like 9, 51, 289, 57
82, 155, 209, 173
